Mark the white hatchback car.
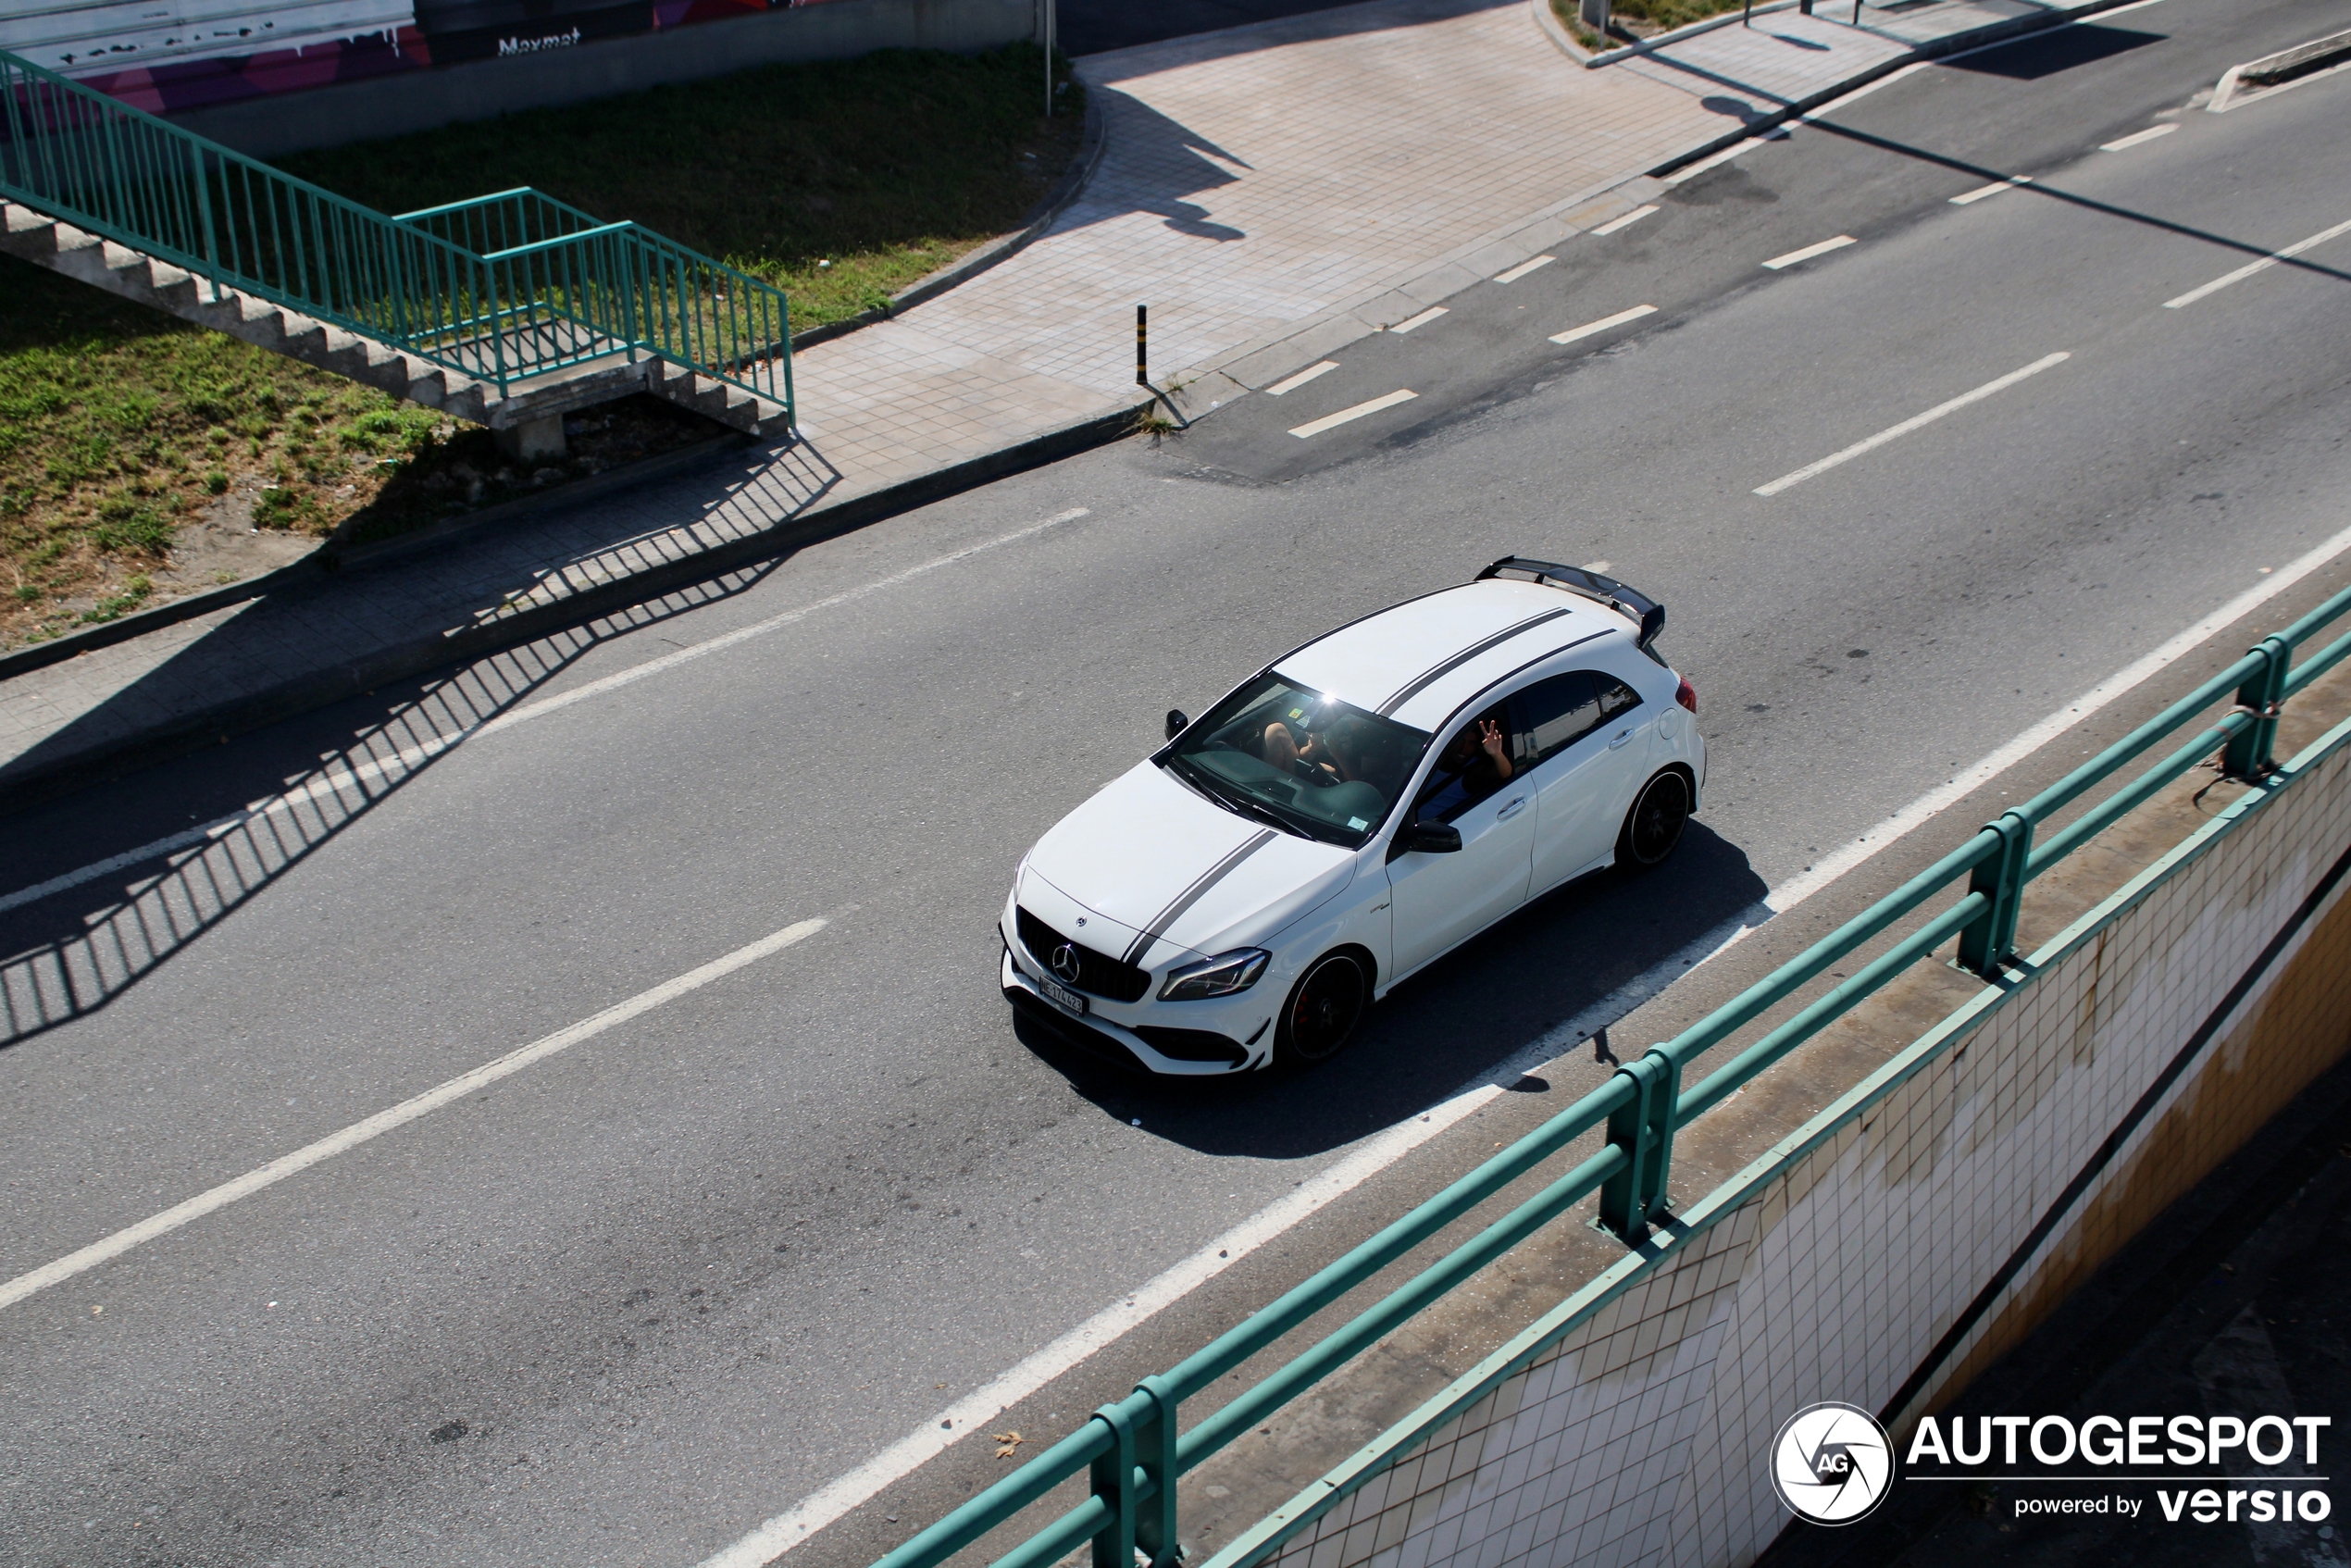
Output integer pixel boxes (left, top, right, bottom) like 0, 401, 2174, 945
1000, 558, 1705, 1074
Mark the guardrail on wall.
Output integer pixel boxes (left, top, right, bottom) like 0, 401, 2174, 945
0, 47, 791, 414
866, 578, 2351, 1568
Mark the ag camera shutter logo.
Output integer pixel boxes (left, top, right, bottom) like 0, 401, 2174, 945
1771, 1402, 1894, 1525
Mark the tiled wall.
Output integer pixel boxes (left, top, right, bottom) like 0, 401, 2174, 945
1263, 730, 2351, 1568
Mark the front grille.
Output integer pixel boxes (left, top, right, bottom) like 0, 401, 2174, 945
1017, 906, 1151, 1002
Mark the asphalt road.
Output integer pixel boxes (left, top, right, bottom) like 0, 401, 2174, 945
5, 2, 2350, 1564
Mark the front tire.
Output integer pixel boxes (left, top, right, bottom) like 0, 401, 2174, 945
1274, 952, 1370, 1068
1617, 769, 1691, 870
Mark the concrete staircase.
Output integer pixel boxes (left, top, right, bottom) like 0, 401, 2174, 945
2, 200, 790, 449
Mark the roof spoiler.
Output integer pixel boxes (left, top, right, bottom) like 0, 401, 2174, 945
1475, 556, 1665, 649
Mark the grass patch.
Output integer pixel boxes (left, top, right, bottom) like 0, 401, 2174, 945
3, 44, 1087, 648
281, 43, 1086, 330
1553, 0, 1750, 43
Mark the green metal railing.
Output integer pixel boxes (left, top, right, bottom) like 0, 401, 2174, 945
0, 49, 790, 415
873, 579, 2351, 1568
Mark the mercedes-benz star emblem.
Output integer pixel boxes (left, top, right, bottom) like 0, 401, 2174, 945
1050, 944, 1082, 984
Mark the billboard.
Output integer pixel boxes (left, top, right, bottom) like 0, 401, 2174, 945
0, 0, 839, 115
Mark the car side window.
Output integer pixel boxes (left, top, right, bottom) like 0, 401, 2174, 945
1412, 703, 1513, 824
1512, 672, 1600, 768
1597, 676, 1642, 723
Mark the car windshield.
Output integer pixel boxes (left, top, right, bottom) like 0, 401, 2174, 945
1163, 673, 1432, 848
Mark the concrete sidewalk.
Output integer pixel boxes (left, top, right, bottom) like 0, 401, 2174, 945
0, 0, 2117, 813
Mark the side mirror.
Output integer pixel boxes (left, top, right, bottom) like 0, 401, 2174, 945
1165, 709, 1188, 740
1390, 818, 1462, 859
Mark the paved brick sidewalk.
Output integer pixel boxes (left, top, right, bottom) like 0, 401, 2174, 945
0, 0, 2100, 811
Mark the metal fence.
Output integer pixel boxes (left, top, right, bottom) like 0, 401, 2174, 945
870, 577, 2351, 1568
0, 49, 790, 414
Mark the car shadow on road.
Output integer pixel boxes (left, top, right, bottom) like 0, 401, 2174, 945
1019, 820, 1768, 1156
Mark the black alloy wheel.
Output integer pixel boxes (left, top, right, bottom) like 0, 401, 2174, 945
1619, 770, 1691, 870
1275, 952, 1369, 1067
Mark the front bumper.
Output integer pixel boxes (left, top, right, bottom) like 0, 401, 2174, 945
999, 917, 1275, 1076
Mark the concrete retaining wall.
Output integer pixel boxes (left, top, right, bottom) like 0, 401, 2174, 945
1257, 716, 2351, 1568
168, 0, 1041, 157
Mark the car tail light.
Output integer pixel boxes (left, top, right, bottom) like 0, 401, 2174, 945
1676, 678, 1698, 715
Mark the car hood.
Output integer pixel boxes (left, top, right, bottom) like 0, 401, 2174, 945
1024, 761, 1357, 965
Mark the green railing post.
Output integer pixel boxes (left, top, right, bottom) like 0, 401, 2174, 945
1090, 1401, 1140, 1568
2223, 635, 2292, 779
1957, 808, 2032, 977
1598, 1050, 1678, 1240
1134, 1375, 1181, 1568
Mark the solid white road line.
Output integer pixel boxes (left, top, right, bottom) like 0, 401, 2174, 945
1760, 234, 1856, 270
700, 513, 2351, 1568
1288, 390, 1418, 439
1549, 304, 1658, 346
1951, 176, 2033, 205
1494, 255, 1557, 283
0, 918, 827, 1313
1662, 128, 1790, 185
1388, 306, 1449, 334
1264, 361, 1338, 396
2162, 216, 2351, 309
1753, 352, 2069, 495
2099, 123, 2178, 152
692, 1086, 1497, 1568
0, 508, 1096, 919
1590, 205, 1659, 237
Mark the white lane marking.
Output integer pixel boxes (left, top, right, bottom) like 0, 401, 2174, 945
1766, 515, 2351, 912
1549, 304, 1657, 346
1753, 352, 2069, 496
1590, 205, 1659, 236
1288, 389, 1418, 439
692, 1081, 1500, 1568
697, 511, 2351, 1568
1388, 305, 1449, 334
0, 918, 827, 1313
2100, 122, 2179, 152
1951, 175, 2033, 205
1797, 0, 2172, 121
1760, 234, 1856, 270
2162, 215, 2351, 309
1494, 255, 1557, 283
0, 508, 1094, 918
1264, 361, 1338, 396
1796, 60, 1930, 120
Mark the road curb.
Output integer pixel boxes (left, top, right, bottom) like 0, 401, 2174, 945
0, 392, 1150, 819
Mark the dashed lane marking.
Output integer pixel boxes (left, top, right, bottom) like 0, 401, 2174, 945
1590, 205, 1658, 236
1549, 304, 1658, 345
1288, 389, 1418, 438
2100, 123, 2179, 152
1264, 361, 1338, 396
0, 917, 829, 1312
1753, 352, 2069, 496
2163, 215, 2351, 309
1493, 255, 1556, 283
1951, 176, 2033, 205
1388, 305, 1448, 334
1761, 234, 1856, 270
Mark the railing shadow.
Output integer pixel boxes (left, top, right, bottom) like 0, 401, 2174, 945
0, 437, 852, 1050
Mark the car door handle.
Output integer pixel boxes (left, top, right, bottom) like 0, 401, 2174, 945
1498, 796, 1528, 820
1608, 728, 1634, 749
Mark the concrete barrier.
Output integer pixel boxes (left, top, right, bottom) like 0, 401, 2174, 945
167, 0, 1040, 157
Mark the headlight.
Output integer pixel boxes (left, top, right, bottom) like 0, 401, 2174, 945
1159, 949, 1271, 1001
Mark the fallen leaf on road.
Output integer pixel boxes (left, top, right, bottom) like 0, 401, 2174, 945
993, 1431, 1024, 1459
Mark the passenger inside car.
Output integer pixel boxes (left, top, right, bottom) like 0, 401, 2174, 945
1412, 708, 1514, 823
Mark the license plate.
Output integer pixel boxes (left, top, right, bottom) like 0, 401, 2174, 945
1038, 975, 1089, 1015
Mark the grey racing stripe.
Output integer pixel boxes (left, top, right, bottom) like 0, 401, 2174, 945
1376, 607, 1574, 716
1123, 829, 1278, 968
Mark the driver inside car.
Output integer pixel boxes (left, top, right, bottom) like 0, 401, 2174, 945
1263, 715, 1373, 783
